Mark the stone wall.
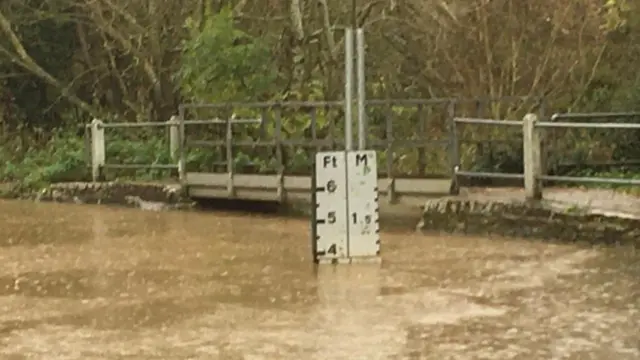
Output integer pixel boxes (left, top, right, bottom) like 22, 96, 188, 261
26, 182, 193, 210
418, 197, 640, 245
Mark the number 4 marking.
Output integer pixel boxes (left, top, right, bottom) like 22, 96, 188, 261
327, 244, 336, 254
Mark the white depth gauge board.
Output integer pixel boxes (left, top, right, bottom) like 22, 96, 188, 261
312, 150, 380, 263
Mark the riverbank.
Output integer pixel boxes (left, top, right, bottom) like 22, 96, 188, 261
0, 181, 193, 211
419, 187, 640, 245
2, 181, 640, 244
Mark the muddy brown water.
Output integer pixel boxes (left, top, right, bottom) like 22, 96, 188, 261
0, 200, 638, 359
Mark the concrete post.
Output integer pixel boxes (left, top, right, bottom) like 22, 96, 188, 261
167, 116, 179, 162
523, 113, 542, 200
90, 119, 105, 182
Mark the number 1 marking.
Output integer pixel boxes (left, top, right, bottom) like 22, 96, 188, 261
351, 213, 372, 224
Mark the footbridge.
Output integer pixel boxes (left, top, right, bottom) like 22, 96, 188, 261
85, 97, 544, 204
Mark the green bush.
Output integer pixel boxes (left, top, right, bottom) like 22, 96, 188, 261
0, 129, 86, 189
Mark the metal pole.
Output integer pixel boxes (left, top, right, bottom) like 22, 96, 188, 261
356, 28, 366, 150
351, 0, 357, 29
344, 28, 354, 151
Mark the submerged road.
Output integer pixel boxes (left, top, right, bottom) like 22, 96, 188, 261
0, 200, 638, 359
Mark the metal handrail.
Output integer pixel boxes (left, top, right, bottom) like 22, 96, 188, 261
454, 117, 522, 126
550, 112, 640, 121
537, 121, 640, 129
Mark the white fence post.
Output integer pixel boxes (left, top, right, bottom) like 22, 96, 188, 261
167, 116, 179, 163
90, 119, 105, 182
523, 113, 542, 200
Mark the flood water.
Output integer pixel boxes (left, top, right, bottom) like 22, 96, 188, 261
0, 200, 638, 359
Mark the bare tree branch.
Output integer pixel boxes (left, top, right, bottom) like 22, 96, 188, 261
0, 9, 99, 116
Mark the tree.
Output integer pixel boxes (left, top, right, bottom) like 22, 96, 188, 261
372, 0, 609, 117
0, 0, 638, 128
178, 6, 276, 103
0, 0, 99, 126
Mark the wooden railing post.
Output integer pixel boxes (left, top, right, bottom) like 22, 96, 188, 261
523, 113, 542, 200
90, 119, 105, 182
385, 106, 396, 203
